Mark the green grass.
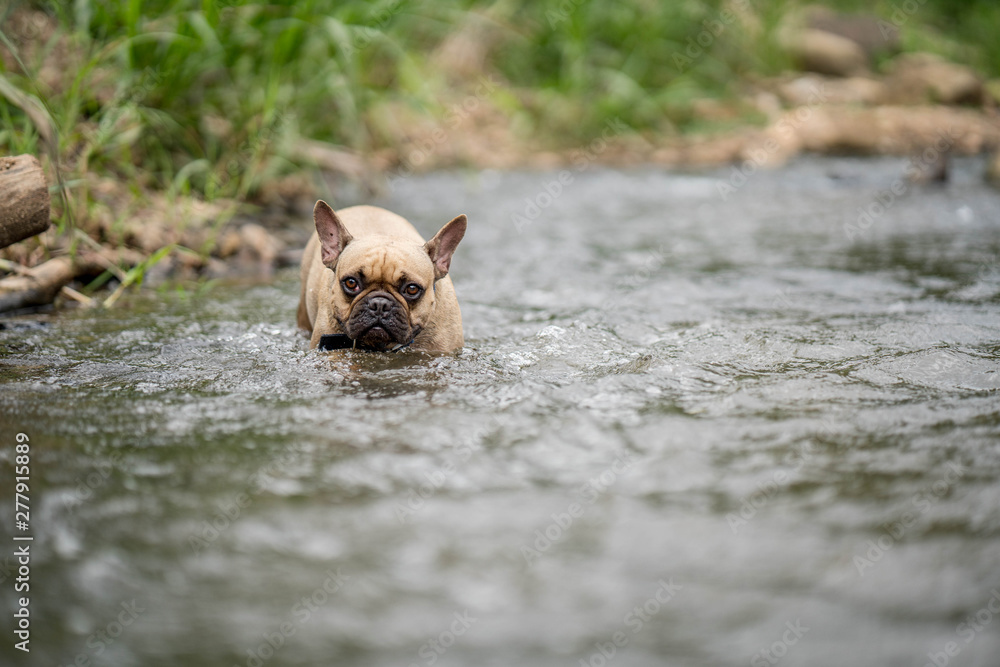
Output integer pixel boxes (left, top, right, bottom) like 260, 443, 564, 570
1, 0, 998, 240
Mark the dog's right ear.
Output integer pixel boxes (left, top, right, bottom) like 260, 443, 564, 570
314, 200, 353, 269
424, 214, 467, 281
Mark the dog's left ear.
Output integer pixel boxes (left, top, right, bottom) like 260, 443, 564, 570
424, 214, 467, 280
314, 200, 353, 269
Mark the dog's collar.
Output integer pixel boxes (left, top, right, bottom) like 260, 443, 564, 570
318, 334, 415, 353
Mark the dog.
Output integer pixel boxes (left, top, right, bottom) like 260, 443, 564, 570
297, 200, 467, 353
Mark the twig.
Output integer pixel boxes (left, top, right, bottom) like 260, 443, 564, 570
59, 284, 95, 307
73, 229, 128, 281
102, 280, 129, 308
0, 258, 34, 276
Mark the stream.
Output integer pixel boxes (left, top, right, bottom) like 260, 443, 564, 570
2, 156, 1000, 667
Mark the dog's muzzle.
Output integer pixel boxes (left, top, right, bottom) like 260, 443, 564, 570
345, 291, 411, 350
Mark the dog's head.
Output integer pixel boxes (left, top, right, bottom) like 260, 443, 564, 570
314, 200, 466, 351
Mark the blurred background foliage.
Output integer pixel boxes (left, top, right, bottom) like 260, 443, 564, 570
1, 0, 998, 208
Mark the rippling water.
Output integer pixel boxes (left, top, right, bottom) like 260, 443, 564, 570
2, 157, 1000, 667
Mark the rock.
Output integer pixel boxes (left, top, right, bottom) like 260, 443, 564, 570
217, 228, 243, 258
786, 28, 869, 77
691, 98, 745, 122
778, 74, 886, 107
740, 124, 802, 169
211, 223, 285, 276
128, 219, 170, 253
253, 173, 316, 214
883, 53, 982, 105
178, 226, 213, 255
239, 223, 283, 266
744, 105, 1000, 168
805, 7, 900, 57
674, 133, 749, 167
202, 257, 230, 280
212, 222, 284, 276
816, 106, 997, 154
752, 92, 784, 120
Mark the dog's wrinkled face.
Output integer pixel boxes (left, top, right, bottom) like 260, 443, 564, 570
314, 201, 466, 351
334, 240, 437, 349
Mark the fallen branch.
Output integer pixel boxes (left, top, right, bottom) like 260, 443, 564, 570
0, 256, 74, 312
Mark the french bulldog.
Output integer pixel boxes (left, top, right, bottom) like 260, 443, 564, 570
297, 201, 467, 353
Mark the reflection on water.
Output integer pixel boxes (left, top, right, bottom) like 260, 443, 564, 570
2, 157, 999, 667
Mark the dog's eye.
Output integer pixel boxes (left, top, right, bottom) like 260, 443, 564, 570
403, 283, 422, 298
342, 277, 361, 294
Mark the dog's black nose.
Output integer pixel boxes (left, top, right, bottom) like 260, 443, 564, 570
366, 295, 395, 317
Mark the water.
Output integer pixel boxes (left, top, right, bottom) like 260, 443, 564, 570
2, 157, 999, 667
